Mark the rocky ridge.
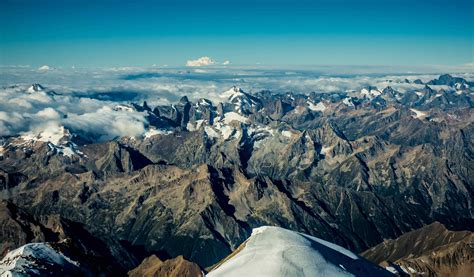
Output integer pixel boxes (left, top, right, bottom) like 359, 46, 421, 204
361, 222, 474, 276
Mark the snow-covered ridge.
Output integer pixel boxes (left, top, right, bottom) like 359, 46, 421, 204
19, 125, 82, 158
360, 88, 382, 99
0, 243, 80, 276
208, 226, 393, 277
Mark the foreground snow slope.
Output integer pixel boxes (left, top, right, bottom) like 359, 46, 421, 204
0, 243, 80, 277
208, 226, 393, 277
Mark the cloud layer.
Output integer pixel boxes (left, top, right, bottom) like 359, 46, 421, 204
0, 83, 147, 141
0, 66, 472, 142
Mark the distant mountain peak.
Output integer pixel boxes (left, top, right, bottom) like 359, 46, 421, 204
221, 86, 245, 100
26, 83, 44, 93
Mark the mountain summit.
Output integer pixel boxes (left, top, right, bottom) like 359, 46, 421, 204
208, 226, 393, 277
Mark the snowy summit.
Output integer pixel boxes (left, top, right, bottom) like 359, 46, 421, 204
208, 226, 393, 277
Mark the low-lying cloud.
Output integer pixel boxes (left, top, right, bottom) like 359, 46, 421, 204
0, 83, 148, 141
0, 65, 471, 142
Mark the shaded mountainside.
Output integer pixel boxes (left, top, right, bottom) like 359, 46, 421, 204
361, 222, 474, 277
0, 75, 473, 274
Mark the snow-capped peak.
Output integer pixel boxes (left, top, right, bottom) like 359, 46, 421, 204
307, 100, 327, 112
360, 87, 381, 99
342, 97, 355, 107
113, 104, 136, 112
221, 86, 245, 100
18, 125, 82, 158
454, 82, 469, 90
208, 226, 393, 277
26, 83, 45, 93
220, 86, 260, 114
22, 125, 70, 145
197, 98, 212, 107
0, 243, 80, 276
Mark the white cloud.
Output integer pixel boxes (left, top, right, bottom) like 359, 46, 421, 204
222, 60, 231, 65
0, 80, 149, 141
36, 108, 62, 120
63, 106, 147, 140
38, 65, 52, 72
186, 56, 215, 67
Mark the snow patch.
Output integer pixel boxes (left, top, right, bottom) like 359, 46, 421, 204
222, 112, 249, 124
320, 146, 333, 155
113, 104, 135, 112
248, 126, 275, 149
385, 266, 398, 274
204, 126, 220, 138
27, 84, 44, 93
144, 128, 172, 139
187, 119, 205, 132
21, 124, 69, 145
216, 124, 234, 140
409, 108, 427, 119
360, 88, 381, 99
307, 101, 326, 112
19, 125, 83, 158
281, 130, 294, 138
342, 97, 355, 107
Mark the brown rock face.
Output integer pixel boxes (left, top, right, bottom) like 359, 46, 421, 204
128, 255, 203, 277
0, 200, 58, 257
361, 222, 474, 276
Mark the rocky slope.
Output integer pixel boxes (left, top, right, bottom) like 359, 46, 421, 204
128, 255, 203, 277
0, 74, 472, 274
361, 222, 474, 276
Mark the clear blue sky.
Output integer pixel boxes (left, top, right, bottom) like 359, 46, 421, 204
0, 0, 472, 67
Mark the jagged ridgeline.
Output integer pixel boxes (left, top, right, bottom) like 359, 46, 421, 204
0, 74, 473, 276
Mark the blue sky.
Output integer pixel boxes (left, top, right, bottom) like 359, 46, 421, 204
0, 0, 472, 67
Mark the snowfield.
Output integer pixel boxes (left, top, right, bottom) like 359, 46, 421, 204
208, 226, 393, 277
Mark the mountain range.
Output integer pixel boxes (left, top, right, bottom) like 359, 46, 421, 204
0, 74, 473, 276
